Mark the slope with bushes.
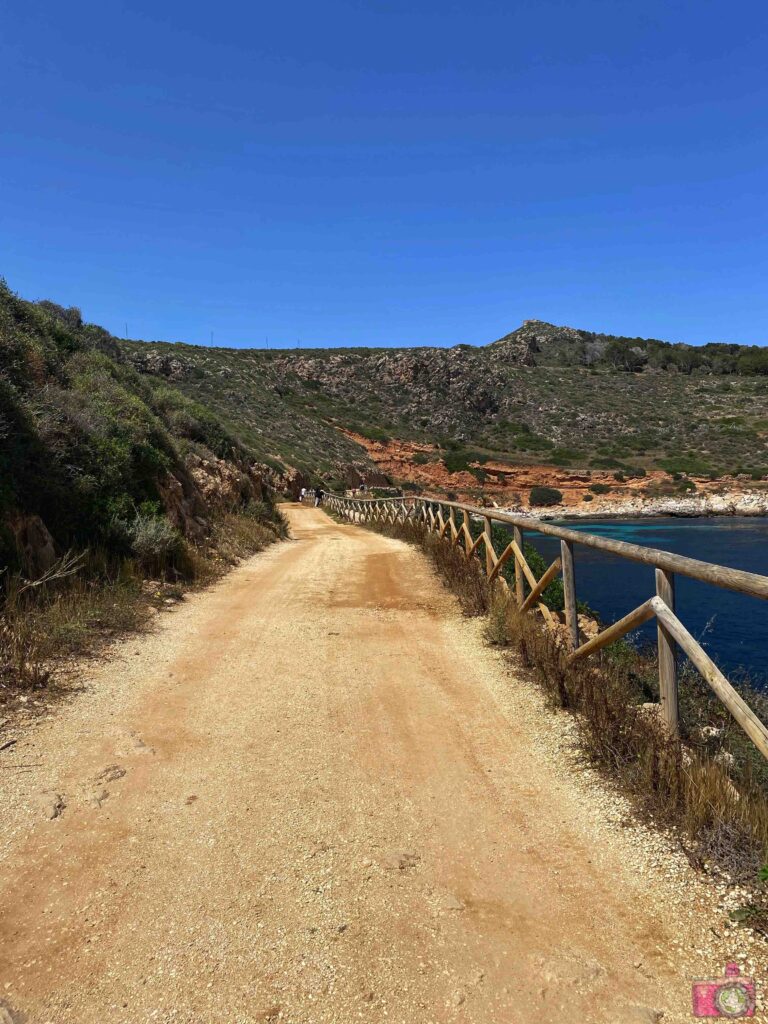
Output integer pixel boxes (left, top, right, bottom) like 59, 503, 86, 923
0, 281, 288, 570
122, 319, 768, 485
0, 281, 287, 698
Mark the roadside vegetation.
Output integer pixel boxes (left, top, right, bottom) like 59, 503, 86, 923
347, 511, 768, 933
0, 280, 288, 711
1, 502, 287, 708
0, 503, 287, 704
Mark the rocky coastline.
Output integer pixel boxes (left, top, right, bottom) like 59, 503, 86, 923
516, 489, 768, 521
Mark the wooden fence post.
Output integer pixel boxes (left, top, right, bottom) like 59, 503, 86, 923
462, 510, 471, 557
484, 517, 494, 577
655, 568, 679, 736
561, 539, 578, 651
513, 526, 525, 606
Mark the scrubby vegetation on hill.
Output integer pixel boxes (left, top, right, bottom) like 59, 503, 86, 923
0, 280, 287, 700
123, 317, 768, 484
5, 272, 768, 588
124, 340, 375, 479
0, 281, 288, 567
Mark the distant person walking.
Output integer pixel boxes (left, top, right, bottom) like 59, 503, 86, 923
299, 487, 306, 503
314, 486, 324, 507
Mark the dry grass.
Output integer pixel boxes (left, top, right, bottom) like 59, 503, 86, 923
491, 591, 768, 901
0, 505, 288, 707
1, 555, 149, 699
208, 512, 282, 566
357, 511, 768, 920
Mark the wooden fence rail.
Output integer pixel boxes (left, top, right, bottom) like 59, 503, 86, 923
324, 492, 768, 760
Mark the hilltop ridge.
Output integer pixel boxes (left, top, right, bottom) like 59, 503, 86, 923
4, 275, 768, 549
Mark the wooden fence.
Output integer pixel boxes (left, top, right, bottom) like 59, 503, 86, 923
325, 492, 768, 760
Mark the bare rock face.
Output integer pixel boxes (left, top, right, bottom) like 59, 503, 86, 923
157, 454, 287, 538
9, 514, 57, 575
186, 453, 265, 511
341, 464, 390, 488
156, 470, 209, 541
489, 320, 594, 367
126, 349, 188, 380
273, 465, 311, 499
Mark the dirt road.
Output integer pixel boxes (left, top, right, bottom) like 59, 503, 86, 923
0, 507, 748, 1023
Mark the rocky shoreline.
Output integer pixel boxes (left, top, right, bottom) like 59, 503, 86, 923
521, 489, 768, 521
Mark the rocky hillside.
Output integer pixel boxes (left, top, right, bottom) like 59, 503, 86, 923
0, 282, 291, 576
5, 272, 768, 562
123, 342, 377, 483
124, 319, 768, 489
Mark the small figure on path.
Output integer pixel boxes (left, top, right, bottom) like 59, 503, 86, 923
299, 486, 306, 503
314, 486, 324, 507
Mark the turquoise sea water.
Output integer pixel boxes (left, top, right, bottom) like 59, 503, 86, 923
523, 517, 768, 684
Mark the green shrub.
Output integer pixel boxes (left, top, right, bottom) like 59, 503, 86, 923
443, 449, 488, 474
550, 448, 584, 465
150, 384, 240, 460
529, 485, 563, 507
521, 540, 564, 610
583, 493, 594, 502
126, 513, 185, 577
590, 482, 612, 495
659, 455, 714, 476
359, 427, 390, 443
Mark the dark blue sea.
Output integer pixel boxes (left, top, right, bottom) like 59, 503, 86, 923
522, 517, 768, 685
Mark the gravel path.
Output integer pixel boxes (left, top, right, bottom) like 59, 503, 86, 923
0, 506, 762, 1023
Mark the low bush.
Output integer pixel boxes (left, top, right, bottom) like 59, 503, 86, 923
359, 427, 390, 443
127, 513, 186, 577
659, 454, 714, 477
550, 448, 584, 465
529, 485, 563, 507
443, 449, 489, 474
0, 500, 287, 701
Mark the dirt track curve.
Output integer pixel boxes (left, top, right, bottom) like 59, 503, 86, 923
0, 506, 744, 1023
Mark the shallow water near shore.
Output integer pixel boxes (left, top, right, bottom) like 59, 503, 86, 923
525, 516, 768, 685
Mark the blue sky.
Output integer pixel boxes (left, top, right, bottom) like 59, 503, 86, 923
2, 0, 767, 348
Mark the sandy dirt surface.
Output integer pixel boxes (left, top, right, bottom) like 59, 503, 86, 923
0, 506, 761, 1023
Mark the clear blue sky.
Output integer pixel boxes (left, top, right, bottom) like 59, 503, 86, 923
2, 0, 767, 348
